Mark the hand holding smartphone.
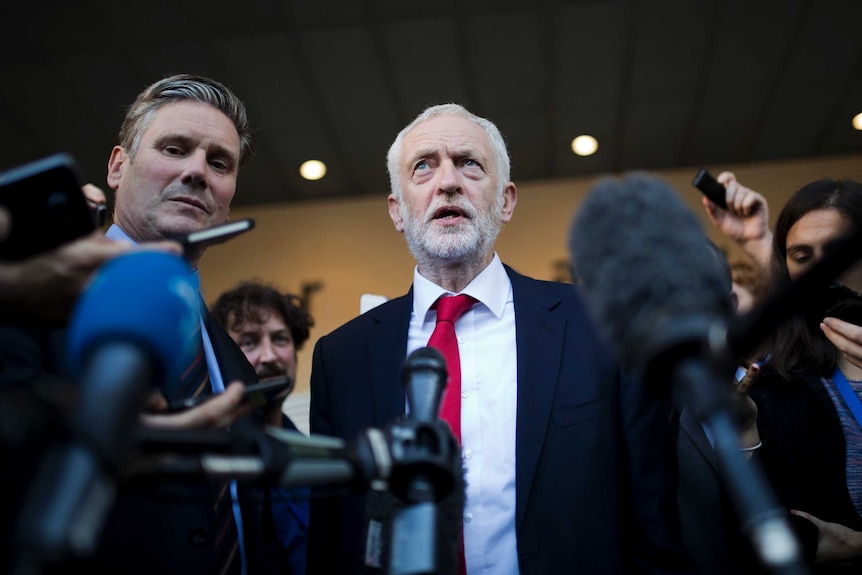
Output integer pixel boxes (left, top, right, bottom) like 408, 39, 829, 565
173, 218, 255, 259
166, 375, 292, 412
821, 284, 862, 326
692, 168, 728, 210
0, 153, 96, 260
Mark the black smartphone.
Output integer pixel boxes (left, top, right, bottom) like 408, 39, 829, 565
0, 153, 96, 260
821, 283, 862, 326
94, 204, 106, 227
166, 375, 293, 412
242, 376, 293, 408
175, 218, 255, 257
692, 168, 728, 210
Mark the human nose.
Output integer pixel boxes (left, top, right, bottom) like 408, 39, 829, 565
436, 159, 461, 195
180, 150, 208, 189
257, 337, 278, 363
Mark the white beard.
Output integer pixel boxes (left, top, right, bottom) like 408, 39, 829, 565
400, 192, 504, 264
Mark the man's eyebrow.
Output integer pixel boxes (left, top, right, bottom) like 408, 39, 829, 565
153, 133, 239, 168
406, 145, 485, 165
153, 132, 192, 147
406, 147, 439, 165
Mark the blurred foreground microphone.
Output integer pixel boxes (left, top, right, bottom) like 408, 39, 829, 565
14, 251, 199, 571
569, 173, 809, 575
569, 171, 734, 386
365, 347, 463, 575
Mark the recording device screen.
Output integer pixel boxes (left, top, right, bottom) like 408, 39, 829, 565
0, 153, 96, 260
820, 283, 862, 325
175, 218, 255, 258
692, 168, 728, 210
166, 375, 292, 412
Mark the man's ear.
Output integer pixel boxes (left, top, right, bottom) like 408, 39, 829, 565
388, 194, 404, 233
500, 182, 517, 224
106, 146, 128, 191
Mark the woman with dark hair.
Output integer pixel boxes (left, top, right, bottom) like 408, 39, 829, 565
748, 178, 862, 572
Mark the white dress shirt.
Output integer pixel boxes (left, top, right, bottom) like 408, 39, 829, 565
407, 253, 519, 575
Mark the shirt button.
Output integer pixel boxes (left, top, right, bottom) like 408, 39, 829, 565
464, 449, 473, 459
464, 512, 473, 523
461, 390, 470, 398
457, 337, 465, 344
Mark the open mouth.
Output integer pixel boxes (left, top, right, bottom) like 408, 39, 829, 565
432, 206, 469, 221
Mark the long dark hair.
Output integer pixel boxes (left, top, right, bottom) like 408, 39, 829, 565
760, 178, 862, 379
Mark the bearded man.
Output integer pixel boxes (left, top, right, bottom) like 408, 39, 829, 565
306, 104, 695, 575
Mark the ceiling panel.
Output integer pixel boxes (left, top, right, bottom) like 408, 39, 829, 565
1, 0, 861, 207
216, 34, 321, 131
628, 0, 714, 98
383, 17, 470, 120
468, 9, 546, 114
300, 26, 398, 129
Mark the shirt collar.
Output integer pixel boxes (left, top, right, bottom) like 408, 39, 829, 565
412, 253, 511, 322
105, 224, 200, 290
105, 223, 134, 244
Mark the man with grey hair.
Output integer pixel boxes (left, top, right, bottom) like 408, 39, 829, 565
308, 104, 695, 574
85, 74, 293, 575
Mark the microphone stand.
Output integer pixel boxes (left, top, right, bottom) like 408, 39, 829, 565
10, 347, 460, 575
648, 316, 810, 575
385, 347, 461, 575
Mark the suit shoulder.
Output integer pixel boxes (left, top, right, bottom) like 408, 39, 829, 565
315, 294, 410, 346
505, 266, 589, 311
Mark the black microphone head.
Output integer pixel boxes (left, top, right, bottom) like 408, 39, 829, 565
568, 172, 733, 378
401, 347, 448, 423
402, 346, 447, 375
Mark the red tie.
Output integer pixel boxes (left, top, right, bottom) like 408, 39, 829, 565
427, 294, 477, 442
428, 294, 475, 575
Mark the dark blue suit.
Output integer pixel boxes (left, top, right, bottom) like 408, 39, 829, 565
308, 265, 695, 575
0, 308, 293, 574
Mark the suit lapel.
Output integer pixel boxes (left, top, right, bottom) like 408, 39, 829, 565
367, 291, 413, 427
679, 405, 719, 473
200, 299, 257, 385
508, 268, 566, 530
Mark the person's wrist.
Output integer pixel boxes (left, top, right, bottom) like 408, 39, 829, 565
741, 233, 772, 250
739, 427, 761, 451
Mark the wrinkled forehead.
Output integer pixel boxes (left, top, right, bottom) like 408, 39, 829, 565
402, 116, 493, 164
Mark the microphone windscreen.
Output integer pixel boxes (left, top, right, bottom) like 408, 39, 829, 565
568, 172, 732, 372
65, 251, 200, 382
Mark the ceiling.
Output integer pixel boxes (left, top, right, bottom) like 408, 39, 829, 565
2, 0, 862, 208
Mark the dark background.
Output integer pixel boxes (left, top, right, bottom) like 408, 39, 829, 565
2, 0, 861, 208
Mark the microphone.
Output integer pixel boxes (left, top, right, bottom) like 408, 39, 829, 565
129, 425, 391, 492
402, 346, 448, 423
569, 171, 734, 385
363, 348, 463, 575
569, 173, 809, 575
14, 252, 199, 569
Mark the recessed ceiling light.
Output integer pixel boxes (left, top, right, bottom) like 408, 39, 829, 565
853, 112, 862, 131
571, 135, 598, 156
300, 159, 327, 180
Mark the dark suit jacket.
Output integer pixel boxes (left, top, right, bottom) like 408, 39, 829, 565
672, 404, 764, 575
0, 309, 289, 574
750, 365, 862, 574
308, 265, 695, 575
85, 305, 294, 575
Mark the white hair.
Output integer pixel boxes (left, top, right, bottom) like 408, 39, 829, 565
385, 103, 511, 199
